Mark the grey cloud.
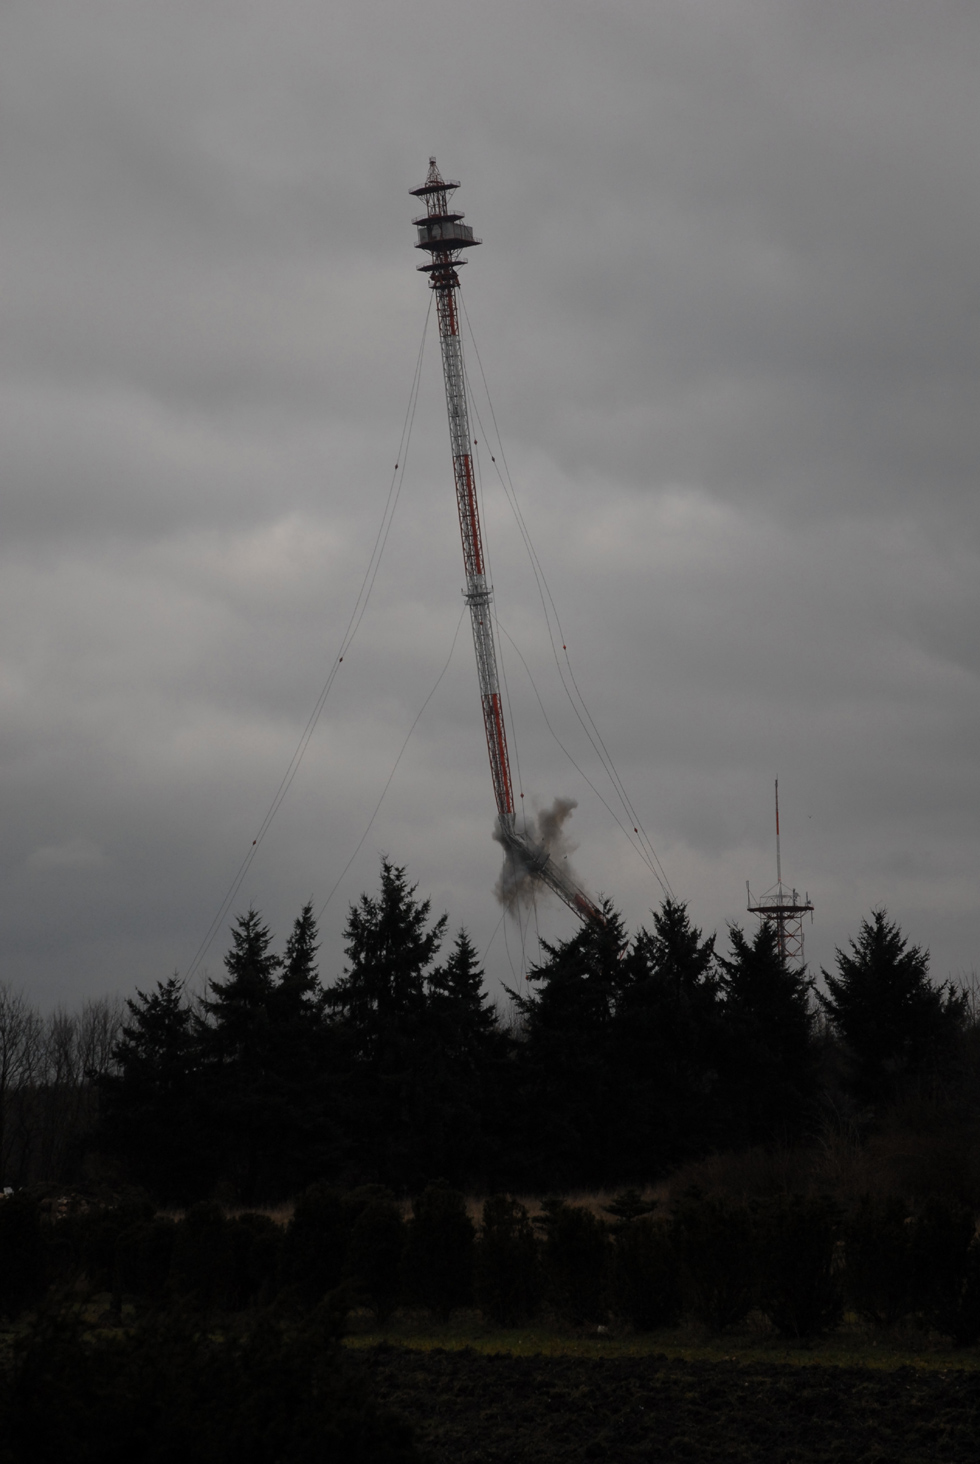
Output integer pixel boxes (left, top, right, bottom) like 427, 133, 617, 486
0, 0, 977, 1006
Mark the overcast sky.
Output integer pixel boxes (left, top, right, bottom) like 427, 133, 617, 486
2, 0, 978, 1009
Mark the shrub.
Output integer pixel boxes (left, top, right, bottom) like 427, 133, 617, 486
73, 1197, 155, 1298
603, 1189, 659, 1226
754, 1195, 843, 1339
341, 1184, 397, 1223
279, 1183, 347, 1307
611, 1215, 682, 1331
0, 1307, 424, 1463
538, 1199, 608, 1326
672, 1191, 756, 1331
475, 1194, 541, 1326
115, 1217, 178, 1307
403, 1182, 474, 1321
168, 1202, 234, 1311
910, 1198, 980, 1345
344, 1197, 405, 1322
842, 1195, 913, 1328
0, 1194, 45, 1319
227, 1213, 282, 1310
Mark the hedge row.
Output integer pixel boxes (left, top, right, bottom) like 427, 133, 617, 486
0, 1309, 422, 1464
3, 1185, 980, 1344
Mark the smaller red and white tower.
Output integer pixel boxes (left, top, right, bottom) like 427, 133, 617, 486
746, 780, 813, 969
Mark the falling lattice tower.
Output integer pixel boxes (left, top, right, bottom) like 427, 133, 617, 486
410, 157, 601, 923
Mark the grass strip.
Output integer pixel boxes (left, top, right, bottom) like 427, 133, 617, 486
343, 1313, 980, 1372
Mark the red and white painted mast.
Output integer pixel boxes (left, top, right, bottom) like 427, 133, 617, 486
411, 157, 600, 923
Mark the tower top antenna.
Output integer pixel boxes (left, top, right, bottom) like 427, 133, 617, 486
775, 777, 782, 886
410, 156, 461, 201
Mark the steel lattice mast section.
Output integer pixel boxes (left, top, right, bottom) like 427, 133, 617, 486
410, 157, 601, 924
746, 779, 814, 969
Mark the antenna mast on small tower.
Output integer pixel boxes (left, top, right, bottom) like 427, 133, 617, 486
746, 779, 813, 969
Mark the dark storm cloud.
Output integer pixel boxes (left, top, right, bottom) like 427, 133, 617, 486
0, 0, 977, 1004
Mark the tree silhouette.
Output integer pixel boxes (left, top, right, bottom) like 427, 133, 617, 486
267, 904, 342, 1193
718, 921, 817, 1144
514, 901, 633, 1187
609, 899, 724, 1176
327, 859, 447, 1186
819, 910, 967, 1109
200, 909, 282, 1200
97, 976, 205, 1202
423, 929, 504, 1184
277, 902, 321, 1013
329, 861, 446, 1051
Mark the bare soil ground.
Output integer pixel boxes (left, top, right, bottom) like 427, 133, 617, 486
360, 1344, 980, 1463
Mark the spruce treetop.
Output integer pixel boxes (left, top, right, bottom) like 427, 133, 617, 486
275, 902, 324, 1019
429, 929, 497, 1032
330, 858, 448, 1025
721, 922, 814, 1035
819, 909, 967, 1106
639, 898, 717, 991
208, 908, 281, 1007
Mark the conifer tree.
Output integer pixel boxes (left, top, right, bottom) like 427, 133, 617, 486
327, 859, 447, 1186
819, 909, 967, 1109
404, 1180, 475, 1319
277, 901, 321, 1013
267, 904, 343, 1193
423, 929, 503, 1183
609, 899, 724, 1176
205, 908, 281, 1041
475, 1194, 541, 1325
718, 921, 817, 1145
329, 860, 446, 1050
200, 903, 339, 1199
639, 898, 718, 993
96, 975, 205, 1202
514, 901, 633, 1187
427, 929, 498, 1053
199, 909, 283, 1200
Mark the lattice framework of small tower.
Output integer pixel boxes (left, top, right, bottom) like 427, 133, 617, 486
746, 780, 813, 970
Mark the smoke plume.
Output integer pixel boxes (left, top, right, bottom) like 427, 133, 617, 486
494, 796, 581, 913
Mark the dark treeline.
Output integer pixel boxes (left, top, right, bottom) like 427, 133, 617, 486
4, 1179, 980, 1461
0, 992, 122, 1190
4, 1178, 980, 1347
3, 857, 976, 1204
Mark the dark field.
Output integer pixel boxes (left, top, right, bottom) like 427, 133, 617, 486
361, 1344, 980, 1463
